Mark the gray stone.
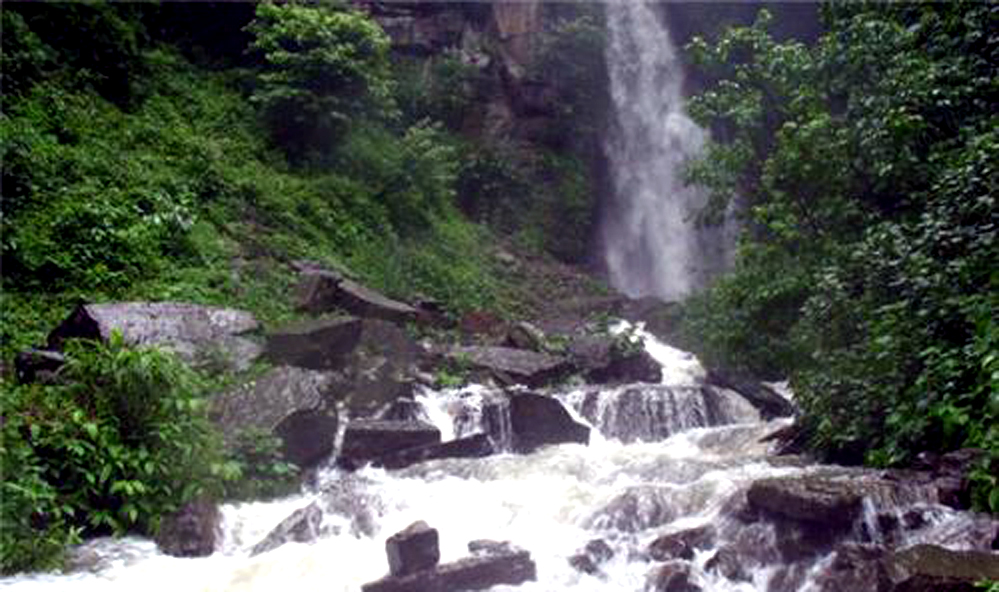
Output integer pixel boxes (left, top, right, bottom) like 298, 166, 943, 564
250, 503, 324, 556
509, 392, 589, 452
647, 560, 702, 592
295, 266, 422, 325
447, 345, 571, 388
48, 302, 262, 373
338, 420, 441, 469
648, 526, 715, 561
14, 348, 66, 384
506, 321, 545, 352
155, 498, 220, 558
362, 542, 536, 592
885, 544, 999, 592
373, 434, 495, 470
386, 521, 440, 576
210, 366, 338, 469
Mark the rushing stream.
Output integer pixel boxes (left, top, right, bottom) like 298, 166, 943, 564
3, 325, 989, 592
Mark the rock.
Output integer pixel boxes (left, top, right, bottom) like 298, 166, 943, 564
705, 545, 751, 583
362, 541, 536, 592
13, 348, 66, 384
155, 498, 220, 558
268, 317, 421, 416
568, 539, 615, 575
748, 472, 942, 527
884, 544, 999, 592
647, 560, 702, 592
587, 487, 675, 533
373, 434, 495, 470
378, 398, 428, 422
509, 392, 589, 452
48, 302, 262, 373
386, 521, 440, 577
294, 266, 422, 325
447, 346, 571, 388
648, 526, 715, 561
704, 368, 795, 419
505, 321, 546, 352
812, 544, 889, 592
250, 503, 324, 556
568, 334, 660, 385
338, 420, 441, 469
210, 366, 338, 469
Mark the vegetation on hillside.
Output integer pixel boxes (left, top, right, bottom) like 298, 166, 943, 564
681, 3, 997, 510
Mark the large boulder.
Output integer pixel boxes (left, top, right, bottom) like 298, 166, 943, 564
704, 368, 795, 419
568, 539, 615, 576
373, 434, 495, 470
446, 346, 571, 388
647, 560, 702, 592
13, 348, 66, 384
210, 366, 339, 469
48, 302, 262, 373
250, 503, 324, 556
386, 521, 440, 577
648, 526, 716, 562
294, 264, 422, 325
508, 392, 589, 452
568, 334, 661, 385
267, 317, 421, 416
155, 498, 221, 558
338, 420, 441, 469
362, 539, 536, 592
884, 544, 999, 592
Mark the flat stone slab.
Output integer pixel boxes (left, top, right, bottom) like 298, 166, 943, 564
373, 434, 495, 470
448, 346, 571, 387
338, 420, 441, 468
362, 544, 536, 592
48, 302, 262, 372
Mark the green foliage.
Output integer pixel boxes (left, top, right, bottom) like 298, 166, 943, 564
683, 2, 998, 504
221, 429, 299, 501
247, 3, 394, 162
392, 53, 482, 131
0, 336, 222, 573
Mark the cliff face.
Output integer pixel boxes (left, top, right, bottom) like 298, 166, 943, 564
355, 1, 555, 141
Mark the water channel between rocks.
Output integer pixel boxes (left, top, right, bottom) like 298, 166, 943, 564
2, 327, 991, 592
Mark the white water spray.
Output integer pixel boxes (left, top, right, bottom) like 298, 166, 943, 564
601, 2, 734, 300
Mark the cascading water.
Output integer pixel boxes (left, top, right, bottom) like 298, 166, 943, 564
4, 324, 992, 592
601, 2, 735, 300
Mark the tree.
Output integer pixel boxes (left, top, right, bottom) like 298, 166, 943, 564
247, 2, 394, 162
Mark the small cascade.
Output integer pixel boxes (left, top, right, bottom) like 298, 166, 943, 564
4, 323, 995, 592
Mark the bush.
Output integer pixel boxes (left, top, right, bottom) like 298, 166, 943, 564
0, 336, 222, 573
247, 3, 394, 162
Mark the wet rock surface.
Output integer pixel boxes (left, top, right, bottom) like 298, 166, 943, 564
294, 263, 423, 325
648, 525, 715, 561
155, 498, 220, 558
362, 531, 537, 592
647, 560, 702, 592
446, 345, 571, 388
48, 302, 262, 372
250, 503, 324, 556
210, 365, 338, 469
386, 521, 440, 577
338, 419, 441, 469
568, 539, 615, 576
508, 391, 589, 452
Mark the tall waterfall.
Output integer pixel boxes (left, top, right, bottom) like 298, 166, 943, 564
601, 2, 733, 301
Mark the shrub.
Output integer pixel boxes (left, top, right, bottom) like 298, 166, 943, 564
0, 336, 222, 573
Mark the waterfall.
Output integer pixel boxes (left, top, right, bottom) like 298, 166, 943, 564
601, 2, 734, 300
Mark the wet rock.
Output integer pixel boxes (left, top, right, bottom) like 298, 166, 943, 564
362, 540, 536, 592
155, 498, 220, 557
704, 368, 795, 419
250, 503, 324, 556
509, 392, 589, 452
813, 544, 889, 592
568, 539, 615, 575
447, 345, 571, 388
588, 487, 675, 533
884, 544, 999, 591
295, 265, 422, 325
648, 526, 715, 561
646, 560, 701, 592
378, 398, 428, 422
210, 366, 338, 469
373, 434, 495, 470
338, 420, 441, 469
506, 321, 546, 352
704, 545, 751, 583
13, 348, 66, 384
567, 334, 660, 385
387, 521, 440, 577
48, 302, 262, 372
267, 318, 421, 417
